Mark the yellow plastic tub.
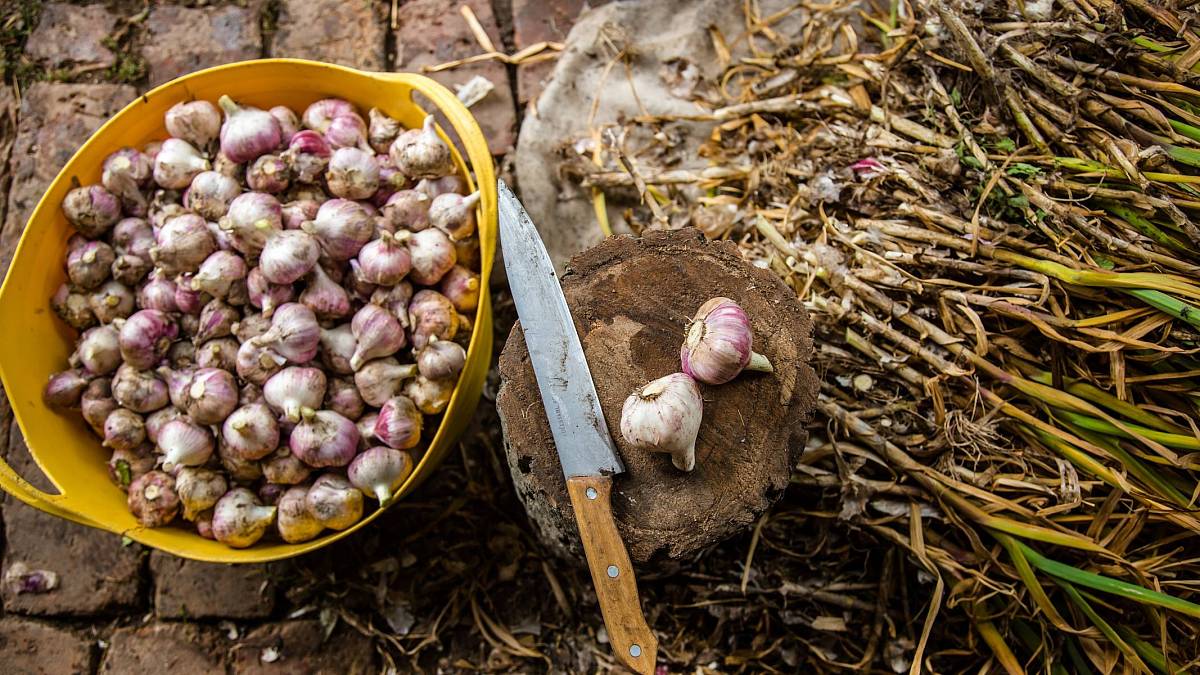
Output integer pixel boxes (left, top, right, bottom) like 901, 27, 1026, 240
0, 59, 495, 563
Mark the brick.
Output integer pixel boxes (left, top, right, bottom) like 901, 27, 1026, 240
512, 0, 602, 104
0, 617, 94, 674
1, 428, 143, 616
394, 0, 516, 155
100, 622, 226, 674
150, 551, 275, 619
272, 0, 386, 71
0, 83, 135, 277
143, 4, 262, 87
25, 3, 118, 69
231, 620, 376, 675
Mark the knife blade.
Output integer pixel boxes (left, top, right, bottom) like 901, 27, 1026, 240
498, 180, 657, 674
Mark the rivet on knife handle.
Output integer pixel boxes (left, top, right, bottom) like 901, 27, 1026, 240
566, 474, 658, 675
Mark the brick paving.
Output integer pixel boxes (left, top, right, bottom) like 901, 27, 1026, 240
0, 1, 594, 671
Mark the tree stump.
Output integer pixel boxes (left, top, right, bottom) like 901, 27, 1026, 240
497, 229, 819, 564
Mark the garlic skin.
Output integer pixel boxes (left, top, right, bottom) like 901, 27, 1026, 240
680, 297, 773, 385
318, 324, 357, 375
374, 395, 422, 450
416, 175, 464, 199
118, 309, 178, 370
325, 377, 365, 421
439, 265, 480, 314
259, 229, 319, 285
354, 358, 418, 407
289, 409, 359, 467
367, 108, 403, 154
349, 303, 405, 370
192, 250, 247, 298
406, 227, 456, 286
324, 112, 370, 151
303, 198, 375, 261
102, 148, 153, 215
263, 366, 327, 423
78, 324, 122, 375
212, 488, 277, 548
102, 407, 145, 451
371, 281, 413, 328
277, 486, 324, 543
82, 379, 119, 434
253, 303, 321, 364
404, 375, 453, 415
246, 267, 294, 318
186, 170, 242, 220
195, 337, 239, 372
302, 98, 355, 133
220, 403, 280, 460
184, 367, 238, 425
428, 191, 480, 241
152, 213, 217, 276
269, 106, 300, 143
128, 470, 180, 527
218, 95, 282, 164
195, 298, 238, 343
326, 147, 380, 200
281, 130, 331, 183
416, 337, 466, 381
621, 373, 703, 472
218, 441, 264, 483
89, 280, 136, 324
300, 263, 352, 320
44, 369, 91, 409
408, 289, 459, 350
247, 154, 291, 194
390, 115, 454, 179
221, 192, 283, 257
153, 138, 211, 189
349, 446, 414, 503
67, 240, 115, 290
382, 189, 430, 231
305, 474, 363, 530
354, 231, 412, 286
52, 283, 98, 330
107, 443, 156, 490
236, 338, 287, 386
165, 100, 222, 148
63, 185, 122, 237
175, 467, 228, 521
157, 419, 215, 472
111, 364, 169, 413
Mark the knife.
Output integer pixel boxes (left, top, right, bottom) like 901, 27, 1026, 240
497, 180, 658, 674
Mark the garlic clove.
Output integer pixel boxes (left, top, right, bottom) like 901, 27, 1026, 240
620, 373, 703, 472
416, 337, 466, 381
348, 446, 414, 504
269, 105, 300, 144
680, 297, 773, 385
300, 263, 352, 320
191, 250, 247, 299
438, 265, 480, 314
184, 367, 239, 425
325, 376, 365, 421
406, 227, 456, 286
252, 303, 321, 364
102, 407, 146, 451
303, 198, 375, 261
354, 231, 412, 286
408, 289, 459, 351
44, 369, 92, 409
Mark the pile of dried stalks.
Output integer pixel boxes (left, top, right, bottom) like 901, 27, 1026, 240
571, 0, 1200, 671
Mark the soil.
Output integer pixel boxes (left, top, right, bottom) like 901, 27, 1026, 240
497, 228, 819, 564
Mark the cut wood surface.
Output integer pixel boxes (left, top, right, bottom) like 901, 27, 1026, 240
497, 229, 818, 564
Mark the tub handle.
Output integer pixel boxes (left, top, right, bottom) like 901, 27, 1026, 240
0, 455, 103, 530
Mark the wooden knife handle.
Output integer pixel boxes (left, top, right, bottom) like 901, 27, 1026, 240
566, 475, 658, 674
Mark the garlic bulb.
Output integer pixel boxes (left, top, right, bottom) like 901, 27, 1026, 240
305, 473, 363, 530
680, 297, 773, 385
175, 467, 228, 521
348, 446, 414, 503
128, 470, 180, 527
620, 373, 703, 472
212, 488, 276, 548
389, 115, 454, 179
277, 486, 323, 543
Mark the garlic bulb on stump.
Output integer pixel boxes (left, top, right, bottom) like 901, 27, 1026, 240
620, 373, 703, 472
680, 297, 773, 385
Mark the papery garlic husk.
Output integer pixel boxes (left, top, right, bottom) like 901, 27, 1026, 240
620, 373, 703, 472
303, 198, 375, 261
290, 409, 360, 468
107, 443, 156, 491
184, 367, 238, 425
67, 240, 115, 290
212, 487, 277, 548
152, 213, 217, 276
103, 407, 145, 451
374, 395, 422, 449
325, 376, 365, 421
259, 229, 320, 285
354, 358, 418, 407
128, 470, 180, 527
233, 311, 273, 343
165, 100, 222, 148
302, 98, 354, 132
89, 280, 136, 324
416, 337, 466, 381
680, 297, 773, 385
349, 303, 405, 370
218, 95, 282, 164
305, 473, 363, 530
173, 277, 205, 316
300, 263, 352, 320
326, 147, 379, 200
192, 250, 247, 298
157, 418, 215, 472
406, 227, 456, 286
62, 185, 122, 238
354, 230, 411, 286
439, 265, 480, 314
153, 138, 211, 189
78, 324, 122, 375
159, 365, 194, 410
175, 467, 228, 521
262, 447, 312, 485
185, 170, 241, 221
263, 366, 327, 423
428, 191, 480, 241
389, 115, 454, 179
253, 302, 321, 364
195, 509, 216, 539
281, 198, 320, 230
404, 375, 453, 415
381, 189, 430, 231
408, 289, 459, 351
247, 154, 291, 194
349, 446, 414, 504
277, 485, 324, 543
111, 253, 151, 286
44, 368, 91, 409
356, 412, 378, 448
138, 272, 179, 313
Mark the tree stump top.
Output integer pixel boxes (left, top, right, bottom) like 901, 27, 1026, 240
497, 229, 818, 564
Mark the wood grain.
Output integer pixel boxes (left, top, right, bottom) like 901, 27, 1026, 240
566, 474, 658, 674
